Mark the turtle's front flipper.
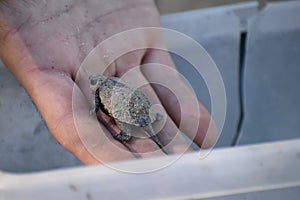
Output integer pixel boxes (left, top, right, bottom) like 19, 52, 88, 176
90, 88, 101, 115
143, 125, 167, 154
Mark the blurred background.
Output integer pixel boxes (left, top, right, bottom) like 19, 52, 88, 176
155, 0, 284, 14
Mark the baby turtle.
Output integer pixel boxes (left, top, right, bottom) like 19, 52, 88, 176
89, 74, 165, 151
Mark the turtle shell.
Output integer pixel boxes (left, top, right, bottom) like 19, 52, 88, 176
98, 76, 156, 127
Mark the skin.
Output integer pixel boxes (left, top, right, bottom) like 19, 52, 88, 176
0, 0, 216, 165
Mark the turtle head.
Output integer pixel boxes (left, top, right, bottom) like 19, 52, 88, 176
89, 74, 107, 91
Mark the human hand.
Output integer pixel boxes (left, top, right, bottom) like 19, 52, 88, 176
0, 0, 216, 165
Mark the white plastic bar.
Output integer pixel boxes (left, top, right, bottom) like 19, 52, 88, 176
1, 139, 300, 200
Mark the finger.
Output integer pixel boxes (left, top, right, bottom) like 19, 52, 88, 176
115, 53, 194, 154
141, 49, 217, 148
23, 68, 137, 164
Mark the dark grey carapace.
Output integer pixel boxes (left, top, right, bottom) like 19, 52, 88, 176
89, 74, 164, 150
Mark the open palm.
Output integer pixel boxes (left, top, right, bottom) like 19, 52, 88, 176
0, 0, 215, 165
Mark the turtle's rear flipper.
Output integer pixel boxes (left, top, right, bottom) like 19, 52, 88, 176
115, 120, 133, 142
114, 131, 132, 141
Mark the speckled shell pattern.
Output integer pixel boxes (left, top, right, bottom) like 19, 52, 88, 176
98, 77, 156, 127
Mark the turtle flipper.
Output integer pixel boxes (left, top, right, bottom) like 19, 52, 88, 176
114, 130, 132, 141
115, 120, 132, 141
90, 88, 101, 115
155, 113, 163, 121
149, 107, 163, 122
